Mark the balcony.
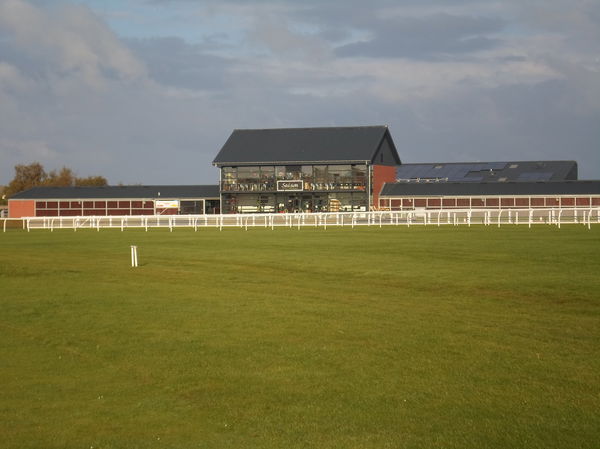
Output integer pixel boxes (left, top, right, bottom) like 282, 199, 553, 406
220, 181, 366, 192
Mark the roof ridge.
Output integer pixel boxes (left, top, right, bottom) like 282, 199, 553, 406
232, 125, 388, 132
400, 160, 576, 165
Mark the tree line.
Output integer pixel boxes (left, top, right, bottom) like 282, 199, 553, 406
2, 162, 108, 201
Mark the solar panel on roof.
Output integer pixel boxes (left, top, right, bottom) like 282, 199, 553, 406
518, 172, 553, 181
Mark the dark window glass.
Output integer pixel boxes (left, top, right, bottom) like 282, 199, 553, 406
314, 166, 327, 184
237, 166, 260, 183
301, 165, 313, 181
285, 166, 301, 180
275, 166, 286, 180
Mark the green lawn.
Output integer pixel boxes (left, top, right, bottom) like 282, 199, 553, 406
1, 226, 599, 449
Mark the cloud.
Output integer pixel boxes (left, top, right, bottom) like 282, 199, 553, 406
0, 138, 58, 161
0, 0, 147, 88
0, 0, 599, 185
335, 13, 505, 59
125, 36, 233, 90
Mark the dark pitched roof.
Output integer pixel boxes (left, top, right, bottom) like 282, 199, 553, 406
10, 185, 219, 200
213, 126, 400, 165
395, 161, 577, 182
380, 180, 600, 197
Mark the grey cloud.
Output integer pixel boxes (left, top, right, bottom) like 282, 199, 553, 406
1, 0, 599, 186
0, 0, 147, 88
336, 14, 505, 59
125, 37, 233, 90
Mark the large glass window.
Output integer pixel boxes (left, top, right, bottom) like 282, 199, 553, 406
301, 166, 313, 181
237, 166, 259, 183
260, 167, 275, 191
222, 167, 236, 191
258, 195, 275, 212
328, 165, 352, 189
275, 166, 286, 180
222, 167, 236, 182
314, 166, 327, 188
223, 194, 237, 213
352, 165, 367, 190
237, 167, 260, 191
351, 193, 368, 211
223, 163, 369, 193
283, 165, 301, 180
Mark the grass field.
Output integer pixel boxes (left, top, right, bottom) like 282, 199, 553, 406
1, 226, 599, 448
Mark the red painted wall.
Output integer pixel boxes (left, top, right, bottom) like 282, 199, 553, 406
8, 200, 35, 218
372, 165, 397, 209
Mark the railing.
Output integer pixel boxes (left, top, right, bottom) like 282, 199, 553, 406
220, 181, 366, 192
2, 208, 599, 232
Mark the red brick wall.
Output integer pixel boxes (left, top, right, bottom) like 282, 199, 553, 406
8, 200, 35, 218
372, 165, 396, 209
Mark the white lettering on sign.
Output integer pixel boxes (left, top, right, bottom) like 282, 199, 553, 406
277, 180, 304, 191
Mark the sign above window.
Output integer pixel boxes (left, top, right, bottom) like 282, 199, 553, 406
155, 200, 179, 209
277, 180, 304, 192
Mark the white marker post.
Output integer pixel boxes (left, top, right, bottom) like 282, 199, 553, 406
130, 245, 138, 267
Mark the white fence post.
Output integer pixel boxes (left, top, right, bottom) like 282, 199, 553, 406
130, 245, 138, 267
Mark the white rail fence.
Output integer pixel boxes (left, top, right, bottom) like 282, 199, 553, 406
2, 208, 599, 232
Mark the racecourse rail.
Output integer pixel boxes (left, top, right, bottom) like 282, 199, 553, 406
2, 208, 600, 232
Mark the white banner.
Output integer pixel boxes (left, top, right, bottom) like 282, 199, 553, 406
155, 200, 179, 209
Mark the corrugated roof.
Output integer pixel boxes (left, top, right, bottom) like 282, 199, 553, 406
380, 181, 600, 197
395, 161, 577, 182
212, 126, 400, 165
10, 185, 219, 200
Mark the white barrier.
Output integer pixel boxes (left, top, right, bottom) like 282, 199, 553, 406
2, 208, 599, 232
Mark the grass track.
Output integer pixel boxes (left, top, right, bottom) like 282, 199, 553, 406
1, 226, 599, 448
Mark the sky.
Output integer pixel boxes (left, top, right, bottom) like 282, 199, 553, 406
0, 0, 599, 185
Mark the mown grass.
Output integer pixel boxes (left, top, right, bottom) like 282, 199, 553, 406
1, 225, 599, 448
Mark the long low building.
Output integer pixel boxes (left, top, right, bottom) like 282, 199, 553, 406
8, 185, 220, 218
378, 181, 600, 210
